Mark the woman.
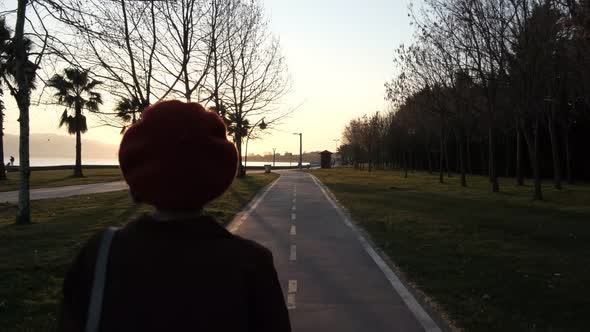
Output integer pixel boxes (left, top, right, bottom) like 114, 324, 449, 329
59, 100, 291, 332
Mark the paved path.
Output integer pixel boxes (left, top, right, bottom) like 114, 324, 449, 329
0, 170, 275, 203
0, 181, 129, 203
229, 171, 443, 332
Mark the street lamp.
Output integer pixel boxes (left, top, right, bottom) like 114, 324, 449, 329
272, 148, 276, 167
333, 138, 340, 152
293, 133, 302, 170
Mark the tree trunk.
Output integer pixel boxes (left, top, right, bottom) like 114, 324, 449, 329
547, 116, 562, 189
426, 144, 433, 175
74, 129, 83, 177
505, 134, 510, 177
532, 119, 543, 200
466, 136, 473, 175
15, 0, 31, 225
460, 136, 466, 187
236, 130, 245, 178
516, 126, 524, 186
439, 130, 444, 184
444, 137, 451, 177
74, 108, 83, 178
480, 138, 487, 176
565, 126, 573, 184
404, 150, 408, 178
523, 118, 543, 200
244, 138, 250, 177
489, 126, 499, 192
455, 135, 461, 174
0, 108, 6, 180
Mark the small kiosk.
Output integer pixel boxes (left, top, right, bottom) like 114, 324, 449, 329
320, 150, 333, 169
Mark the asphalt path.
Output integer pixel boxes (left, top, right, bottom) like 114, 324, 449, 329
0, 170, 274, 203
229, 171, 443, 332
0, 181, 129, 203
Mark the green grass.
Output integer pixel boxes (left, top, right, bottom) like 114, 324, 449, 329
0, 168, 124, 192
0, 172, 278, 332
310, 168, 590, 332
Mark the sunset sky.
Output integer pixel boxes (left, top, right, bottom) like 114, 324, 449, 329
2, 0, 414, 158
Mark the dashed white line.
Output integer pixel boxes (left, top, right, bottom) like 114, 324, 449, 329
292, 205, 296, 212
290, 245, 297, 261
291, 213, 296, 221
290, 225, 296, 235
288, 279, 298, 293
287, 293, 296, 310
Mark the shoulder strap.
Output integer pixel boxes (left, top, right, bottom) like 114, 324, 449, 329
85, 227, 117, 332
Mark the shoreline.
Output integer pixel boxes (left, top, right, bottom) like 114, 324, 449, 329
5, 164, 316, 172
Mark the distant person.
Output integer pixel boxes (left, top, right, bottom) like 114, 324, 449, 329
59, 100, 291, 332
9, 156, 14, 166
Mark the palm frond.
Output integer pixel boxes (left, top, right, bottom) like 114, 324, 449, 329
85, 99, 100, 112
58, 109, 69, 128
79, 115, 88, 134
83, 79, 103, 92
66, 117, 77, 135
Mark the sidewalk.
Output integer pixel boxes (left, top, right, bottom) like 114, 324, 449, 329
0, 181, 128, 203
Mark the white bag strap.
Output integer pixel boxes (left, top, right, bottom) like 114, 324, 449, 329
85, 227, 117, 332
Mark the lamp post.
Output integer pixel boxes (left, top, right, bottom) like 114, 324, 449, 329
272, 148, 276, 167
293, 133, 302, 170
333, 139, 340, 167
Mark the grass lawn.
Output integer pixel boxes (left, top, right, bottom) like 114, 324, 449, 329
0, 172, 278, 332
310, 168, 590, 332
0, 168, 123, 192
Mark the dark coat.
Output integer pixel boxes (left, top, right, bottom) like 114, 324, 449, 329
59, 215, 291, 332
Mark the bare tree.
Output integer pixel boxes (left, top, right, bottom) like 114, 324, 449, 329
154, 0, 211, 102
222, 0, 289, 177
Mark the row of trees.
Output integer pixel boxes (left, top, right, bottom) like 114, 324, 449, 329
340, 0, 590, 200
1, 0, 289, 224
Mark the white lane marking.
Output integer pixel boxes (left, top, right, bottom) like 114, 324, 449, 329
292, 205, 296, 212
291, 213, 296, 221
288, 279, 298, 293
227, 177, 280, 233
290, 245, 297, 261
290, 225, 296, 236
293, 198, 296, 204
310, 175, 443, 332
287, 293, 296, 310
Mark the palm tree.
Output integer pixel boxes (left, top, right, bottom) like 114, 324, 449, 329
48, 69, 102, 177
115, 96, 144, 133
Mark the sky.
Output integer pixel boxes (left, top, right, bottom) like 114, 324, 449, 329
2, 0, 415, 157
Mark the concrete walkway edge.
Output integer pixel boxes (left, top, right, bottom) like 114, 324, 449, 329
227, 177, 281, 233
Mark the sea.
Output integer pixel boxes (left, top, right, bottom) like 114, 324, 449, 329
5, 157, 310, 168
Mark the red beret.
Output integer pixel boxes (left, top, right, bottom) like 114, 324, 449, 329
119, 100, 238, 210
